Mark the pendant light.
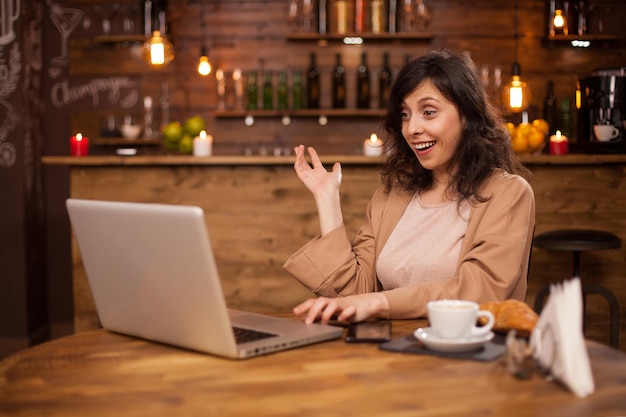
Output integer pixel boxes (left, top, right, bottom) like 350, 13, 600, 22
144, 30, 174, 67
197, 6, 212, 76
502, 0, 531, 113
143, 2, 173, 67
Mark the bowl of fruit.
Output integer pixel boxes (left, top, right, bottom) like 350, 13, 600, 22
161, 115, 206, 154
506, 119, 549, 155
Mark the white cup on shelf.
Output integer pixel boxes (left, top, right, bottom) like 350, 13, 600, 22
593, 124, 620, 142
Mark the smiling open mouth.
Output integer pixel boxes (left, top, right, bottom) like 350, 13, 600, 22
415, 141, 436, 150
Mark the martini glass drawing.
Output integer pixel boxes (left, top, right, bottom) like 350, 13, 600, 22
48, 0, 83, 66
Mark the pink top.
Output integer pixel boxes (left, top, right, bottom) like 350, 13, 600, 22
377, 194, 470, 289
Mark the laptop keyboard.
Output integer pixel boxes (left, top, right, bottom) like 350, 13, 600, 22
232, 326, 278, 344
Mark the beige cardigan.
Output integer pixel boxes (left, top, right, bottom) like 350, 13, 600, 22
282, 170, 536, 319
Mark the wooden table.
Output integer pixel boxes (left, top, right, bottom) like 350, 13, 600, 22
1, 317, 625, 417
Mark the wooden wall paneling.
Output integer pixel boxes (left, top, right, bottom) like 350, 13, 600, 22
69, 0, 626, 154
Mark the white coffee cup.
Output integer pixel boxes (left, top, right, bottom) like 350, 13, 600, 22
427, 299, 495, 340
593, 124, 620, 142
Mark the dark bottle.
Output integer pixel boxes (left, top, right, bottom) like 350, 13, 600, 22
246, 71, 258, 110
559, 97, 572, 138
292, 70, 303, 109
332, 53, 346, 108
378, 52, 392, 109
277, 71, 288, 110
306, 53, 320, 109
356, 52, 370, 109
543, 80, 558, 135
262, 70, 274, 110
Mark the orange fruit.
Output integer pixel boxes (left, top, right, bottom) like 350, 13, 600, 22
516, 122, 533, 138
511, 133, 528, 153
527, 128, 546, 151
532, 119, 550, 135
505, 122, 516, 139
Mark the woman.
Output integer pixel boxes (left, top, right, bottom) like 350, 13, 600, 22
283, 49, 535, 325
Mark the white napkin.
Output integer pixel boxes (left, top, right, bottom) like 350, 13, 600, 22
529, 277, 595, 397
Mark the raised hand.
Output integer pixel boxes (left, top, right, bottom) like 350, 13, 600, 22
293, 145, 342, 199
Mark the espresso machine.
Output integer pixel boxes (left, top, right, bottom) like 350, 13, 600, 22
578, 68, 626, 153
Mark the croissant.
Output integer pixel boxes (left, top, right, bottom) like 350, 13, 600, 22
479, 299, 538, 338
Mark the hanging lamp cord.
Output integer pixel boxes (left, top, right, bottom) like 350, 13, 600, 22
514, 0, 519, 63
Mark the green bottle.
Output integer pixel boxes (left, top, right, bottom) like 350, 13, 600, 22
559, 97, 572, 138
277, 71, 288, 110
292, 70, 303, 110
262, 71, 274, 110
246, 71, 258, 110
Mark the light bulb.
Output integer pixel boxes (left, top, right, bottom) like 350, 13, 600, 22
553, 10, 565, 29
197, 46, 212, 76
143, 30, 174, 67
502, 63, 531, 113
197, 56, 211, 76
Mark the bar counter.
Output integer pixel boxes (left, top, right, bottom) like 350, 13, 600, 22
42, 154, 626, 350
40, 153, 626, 167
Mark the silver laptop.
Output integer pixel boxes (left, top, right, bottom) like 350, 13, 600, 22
66, 198, 343, 359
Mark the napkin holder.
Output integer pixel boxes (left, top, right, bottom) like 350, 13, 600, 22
529, 277, 595, 398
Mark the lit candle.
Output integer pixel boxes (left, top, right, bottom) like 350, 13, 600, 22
70, 133, 89, 156
549, 130, 568, 155
193, 130, 213, 157
363, 133, 384, 157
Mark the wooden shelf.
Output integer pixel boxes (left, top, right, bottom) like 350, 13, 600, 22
546, 34, 622, 44
213, 109, 385, 119
92, 137, 161, 146
286, 32, 432, 44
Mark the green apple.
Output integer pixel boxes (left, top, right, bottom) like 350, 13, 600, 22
178, 134, 194, 154
162, 121, 183, 142
183, 115, 206, 137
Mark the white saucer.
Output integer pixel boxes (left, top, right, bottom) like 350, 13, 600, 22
414, 327, 494, 353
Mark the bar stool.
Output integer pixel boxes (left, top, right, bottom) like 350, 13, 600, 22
533, 229, 622, 348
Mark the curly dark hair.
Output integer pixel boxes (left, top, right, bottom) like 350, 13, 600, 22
381, 49, 528, 203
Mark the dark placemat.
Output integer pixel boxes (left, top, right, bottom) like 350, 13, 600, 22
379, 333, 507, 362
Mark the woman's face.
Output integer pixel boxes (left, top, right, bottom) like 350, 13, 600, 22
400, 79, 464, 182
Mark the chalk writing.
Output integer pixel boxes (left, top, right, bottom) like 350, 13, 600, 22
51, 76, 138, 108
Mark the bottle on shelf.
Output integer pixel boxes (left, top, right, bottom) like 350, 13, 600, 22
143, 96, 154, 139
277, 71, 289, 110
357, 52, 370, 109
378, 52, 392, 109
318, 0, 328, 34
292, 70, 303, 109
329, 0, 353, 34
143, 0, 153, 36
262, 71, 274, 110
415, 0, 432, 32
388, 0, 398, 34
543, 80, 558, 135
355, 0, 365, 33
371, 0, 387, 34
400, 0, 414, 32
306, 53, 320, 109
332, 53, 346, 108
246, 71, 258, 111
559, 97, 572, 138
